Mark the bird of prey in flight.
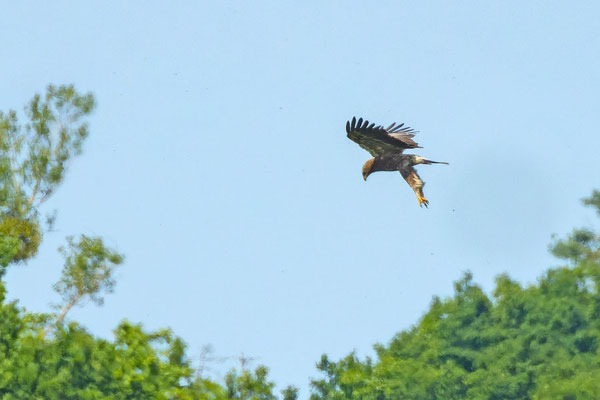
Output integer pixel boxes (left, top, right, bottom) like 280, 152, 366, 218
346, 117, 448, 208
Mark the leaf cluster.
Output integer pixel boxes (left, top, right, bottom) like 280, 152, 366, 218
225, 366, 298, 400
53, 235, 124, 307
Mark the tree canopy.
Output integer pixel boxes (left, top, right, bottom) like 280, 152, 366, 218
310, 193, 600, 399
0, 85, 295, 400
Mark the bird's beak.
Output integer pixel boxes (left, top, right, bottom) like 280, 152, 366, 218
363, 173, 369, 181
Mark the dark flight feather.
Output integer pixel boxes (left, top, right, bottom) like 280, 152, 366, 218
346, 116, 420, 157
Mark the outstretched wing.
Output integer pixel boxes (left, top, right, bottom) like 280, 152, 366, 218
346, 116, 420, 157
400, 166, 428, 207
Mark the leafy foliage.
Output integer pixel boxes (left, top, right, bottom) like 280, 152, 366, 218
0, 84, 95, 269
42, 235, 125, 336
225, 366, 278, 400
311, 193, 600, 399
2, 84, 95, 213
0, 85, 290, 399
281, 386, 299, 400
54, 234, 125, 307
582, 190, 600, 217
0, 215, 41, 268
0, 286, 227, 399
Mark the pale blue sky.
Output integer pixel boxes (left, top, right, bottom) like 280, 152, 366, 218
2, 1, 600, 397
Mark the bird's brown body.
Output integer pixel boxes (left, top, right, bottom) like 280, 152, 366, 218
368, 154, 415, 173
346, 117, 448, 207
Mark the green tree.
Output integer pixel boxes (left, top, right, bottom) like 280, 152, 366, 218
311, 191, 600, 399
0, 85, 291, 400
0, 84, 95, 269
281, 386, 299, 400
225, 365, 277, 400
2, 84, 94, 212
0, 286, 229, 399
44, 235, 125, 336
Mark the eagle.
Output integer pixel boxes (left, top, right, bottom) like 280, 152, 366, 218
346, 116, 448, 207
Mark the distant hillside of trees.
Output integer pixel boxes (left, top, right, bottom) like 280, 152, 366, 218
2, 85, 599, 399
310, 192, 600, 399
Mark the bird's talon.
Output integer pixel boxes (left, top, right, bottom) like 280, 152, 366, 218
418, 197, 429, 208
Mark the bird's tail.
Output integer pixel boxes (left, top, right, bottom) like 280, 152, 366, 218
422, 159, 449, 165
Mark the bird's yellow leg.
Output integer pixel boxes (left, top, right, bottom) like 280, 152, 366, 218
413, 187, 429, 208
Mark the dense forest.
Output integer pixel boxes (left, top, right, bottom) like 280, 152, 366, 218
1, 86, 599, 399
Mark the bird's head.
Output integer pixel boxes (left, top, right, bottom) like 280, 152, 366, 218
362, 158, 375, 181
